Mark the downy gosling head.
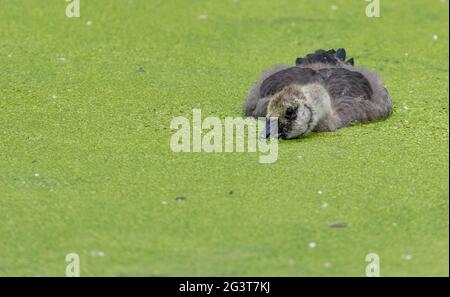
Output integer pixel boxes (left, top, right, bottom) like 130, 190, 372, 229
265, 83, 332, 139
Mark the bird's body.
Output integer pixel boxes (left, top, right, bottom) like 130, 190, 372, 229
244, 49, 392, 139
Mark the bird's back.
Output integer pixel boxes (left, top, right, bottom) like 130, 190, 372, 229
260, 67, 321, 97
260, 66, 373, 101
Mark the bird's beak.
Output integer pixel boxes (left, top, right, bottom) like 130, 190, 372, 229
260, 118, 278, 139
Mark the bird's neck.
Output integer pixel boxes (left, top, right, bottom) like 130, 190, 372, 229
302, 84, 333, 128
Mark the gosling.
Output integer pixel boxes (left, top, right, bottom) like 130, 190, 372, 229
244, 49, 392, 139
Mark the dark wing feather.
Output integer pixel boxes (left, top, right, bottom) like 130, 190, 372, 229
260, 67, 322, 97
318, 68, 373, 100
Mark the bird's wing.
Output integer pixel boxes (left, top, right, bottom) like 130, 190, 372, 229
318, 68, 373, 100
260, 67, 321, 97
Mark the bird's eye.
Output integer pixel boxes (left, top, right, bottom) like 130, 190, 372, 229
285, 106, 298, 120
